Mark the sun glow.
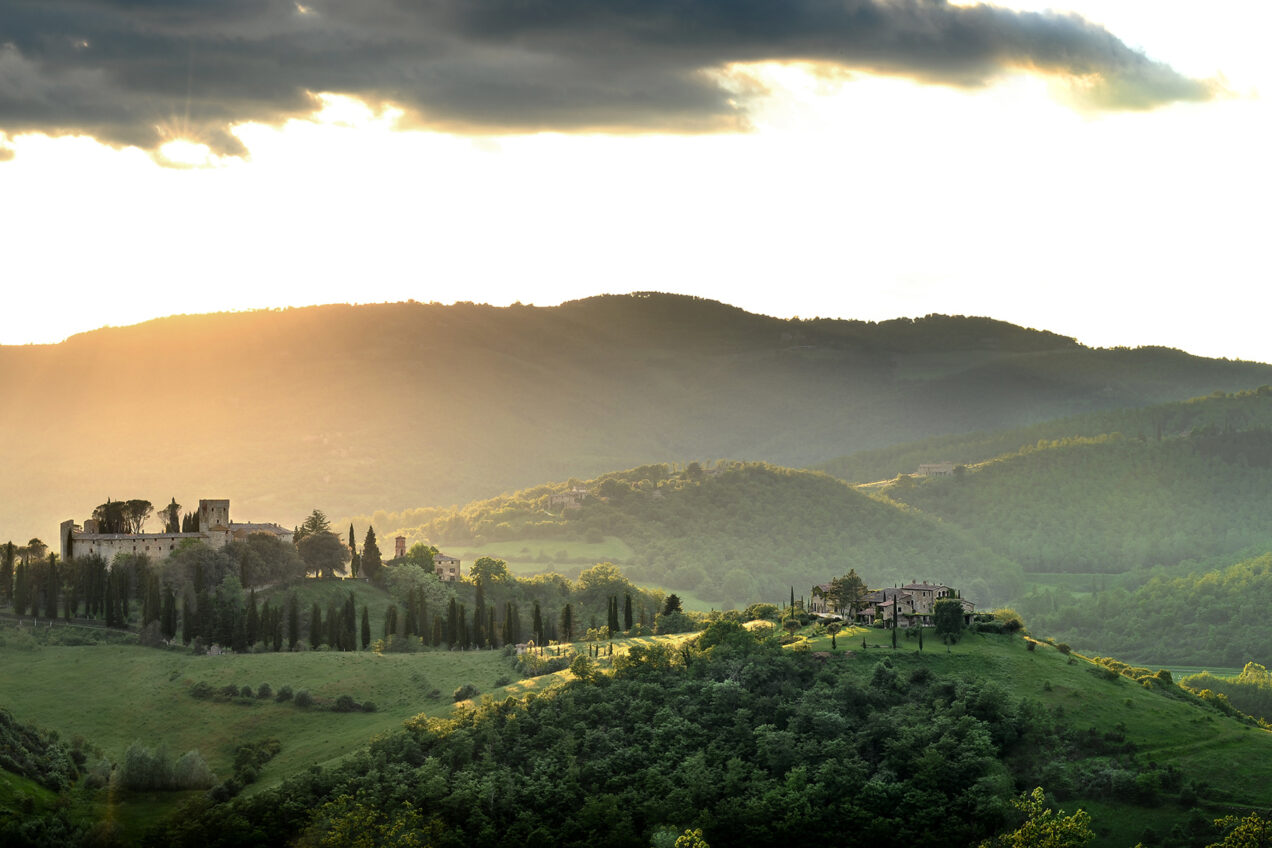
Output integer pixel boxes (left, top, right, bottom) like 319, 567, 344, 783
156, 138, 218, 168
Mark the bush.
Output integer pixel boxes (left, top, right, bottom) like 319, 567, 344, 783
1057, 643, 1072, 655
172, 750, 216, 790
256, 683, 273, 700
220, 684, 241, 699
334, 695, 358, 713
275, 685, 293, 703
190, 681, 214, 700
494, 676, 511, 687
294, 690, 313, 709
239, 685, 254, 699
453, 683, 479, 702
361, 701, 377, 713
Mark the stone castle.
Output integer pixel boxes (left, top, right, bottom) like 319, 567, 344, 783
59, 499, 293, 563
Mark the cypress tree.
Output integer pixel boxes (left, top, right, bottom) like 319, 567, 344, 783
458, 604, 468, 649
361, 605, 371, 650
181, 595, 192, 644
310, 603, 322, 649
447, 597, 459, 648
624, 593, 633, 631
44, 559, 59, 620
385, 604, 399, 639
1, 541, 15, 605
487, 603, 498, 648
344, 592, 356, 651
162, 586, 176, 640
474, 582, 486, 647
532, 602, 543, 646
287, 594, 300, 651
326, 602, 338, 648
246, 590, 260, 646
431, 615, 443, 648
361, 527, 382, 583
560, 603, 574, 642
403, 589, 418, 636
502, 601, 514, 645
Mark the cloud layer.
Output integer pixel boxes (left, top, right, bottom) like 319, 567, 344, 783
0, 0, 1217, 154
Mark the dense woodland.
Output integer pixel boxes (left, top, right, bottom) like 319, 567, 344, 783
1018, 553, 1272, 666
151, 624, 1192, 848
880, 427, 1272, 576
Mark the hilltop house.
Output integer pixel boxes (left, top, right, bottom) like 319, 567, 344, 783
60, 498, 292, 563
434, 553, 462, 582
811, 580, 975, 628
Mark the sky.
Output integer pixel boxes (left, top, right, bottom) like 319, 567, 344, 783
0, 0, 1268, 361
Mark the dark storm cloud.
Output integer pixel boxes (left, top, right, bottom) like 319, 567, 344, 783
0, 0, 1218, 154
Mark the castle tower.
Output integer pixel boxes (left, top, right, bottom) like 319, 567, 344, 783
198, 499, 230, 531
394, 536, 406, 559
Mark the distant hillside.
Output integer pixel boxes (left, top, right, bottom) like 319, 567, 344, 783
5, 293, 1270, 541
1019, 552, 1272, 666
819, 385, 1272, 484
346, 461, 1025, 608
877, 423, 1272, 577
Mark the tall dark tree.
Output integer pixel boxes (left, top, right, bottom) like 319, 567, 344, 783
294, 509, 331, 544
487, 603, 498, 648
361, 527, 383, 584
310, 602, 323, 649
287, 594, 300, 651
163, 498, 182, 534
162, 586, 177, 640
298, 530, 350, 579
447, 597, 459, 648
533, 602, 544, 646
343, 592, 357, 651
348, 524, 360, 578
1, 541, 15, 605
474, 581, 486, 647
361, 605, 371, 649
560, 603, 574, 642
624, 593, 633, 631
181, 595, 193, 644
663, 594, 683, 616
385, 604, 399, 638
246, 590, 260, 646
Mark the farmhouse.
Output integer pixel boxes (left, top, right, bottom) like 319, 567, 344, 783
812, 579, 975, 628
59, 498, 292, 563
434, 553, 463, 582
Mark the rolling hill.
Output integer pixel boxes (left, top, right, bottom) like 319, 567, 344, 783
4, 294, 1271, 544
343, 461, 1026, 608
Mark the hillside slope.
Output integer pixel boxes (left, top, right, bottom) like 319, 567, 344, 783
348, 461, 1025, 607
5, 294, 1270, 541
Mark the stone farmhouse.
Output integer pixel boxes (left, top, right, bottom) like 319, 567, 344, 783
811, 581, 975, 628
434, 553, 463, 581
59, 498, 292, 563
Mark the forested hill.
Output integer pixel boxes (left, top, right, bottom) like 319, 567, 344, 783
877, 424, 1272, 579
345, 461, 1025, 608
818, 385, 1272, 484
5, 293, 1271, 539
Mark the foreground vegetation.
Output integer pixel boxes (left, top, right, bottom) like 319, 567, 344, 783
7, 611, 1272, 846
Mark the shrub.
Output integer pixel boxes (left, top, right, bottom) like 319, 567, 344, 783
294, 690, 313, 709
256, 683, 273, 700
172, 750, 216, 790
239, 685, 253, 698
426, 688, 442, 700
1026, 640, 1037, 652
453, 683, 479, 702
275, 685, 293, 702
1057, 643, 1072, 655
190, 681, 214, 700
494, 676, 511, 687
334, 695, 358, 713
361, 701, 377, 713
220, 684, 241, 699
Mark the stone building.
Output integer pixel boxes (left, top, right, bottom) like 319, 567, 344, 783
60, 498, 292, 563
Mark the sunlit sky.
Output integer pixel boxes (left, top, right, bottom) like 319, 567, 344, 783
1, 0, 1268, 361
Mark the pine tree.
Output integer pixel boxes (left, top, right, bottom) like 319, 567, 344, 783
361, 605, 371, 650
